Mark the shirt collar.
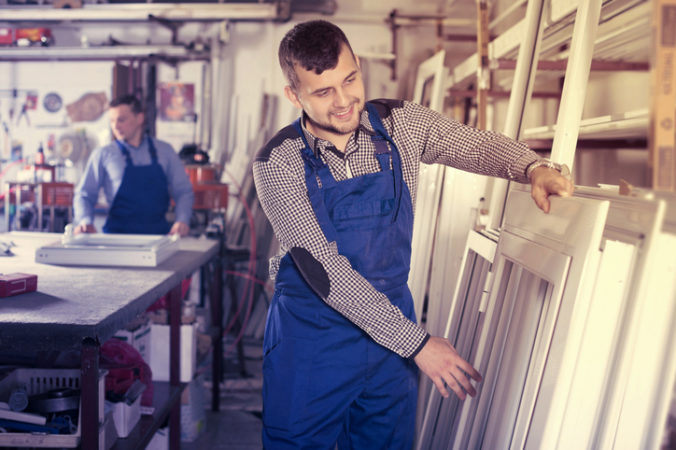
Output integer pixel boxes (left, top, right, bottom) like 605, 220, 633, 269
298, 112, 320, 155
299, 108, 376, 157
118, 134, 148, 151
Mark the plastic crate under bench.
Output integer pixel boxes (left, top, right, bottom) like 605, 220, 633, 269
0, 367, 106, 448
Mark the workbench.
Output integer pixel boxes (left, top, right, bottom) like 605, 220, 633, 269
0, 231, 224, 449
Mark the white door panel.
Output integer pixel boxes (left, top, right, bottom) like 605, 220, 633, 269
554, 238, 636, 450
602, 228, 676, 450
457, 188, 609, 450
572, 188, 674, 450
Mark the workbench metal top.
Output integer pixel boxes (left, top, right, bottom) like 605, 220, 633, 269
0, 232, 219, 352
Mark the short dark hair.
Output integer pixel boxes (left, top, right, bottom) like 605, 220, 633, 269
278, 20, 355, 91
110, 94, 143, 114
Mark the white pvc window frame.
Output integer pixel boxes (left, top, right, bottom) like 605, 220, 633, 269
416, 229, 497, 450
451, 188, 609, 450
35, 233, 180, 267
408, 49, 448, 323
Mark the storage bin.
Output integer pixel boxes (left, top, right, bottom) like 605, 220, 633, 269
0, 367, 106, 448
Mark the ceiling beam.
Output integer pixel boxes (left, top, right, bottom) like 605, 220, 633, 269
0, 3, 280, 22
0, 45, 209, 61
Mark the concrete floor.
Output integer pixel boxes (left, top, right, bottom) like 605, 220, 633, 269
181, 338, 263, 450
184, 409, 262, 450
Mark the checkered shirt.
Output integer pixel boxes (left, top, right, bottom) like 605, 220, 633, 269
253, 99, 538, 358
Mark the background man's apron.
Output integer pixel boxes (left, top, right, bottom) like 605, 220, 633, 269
263, 103, 419, 449
103, 136, 171, 235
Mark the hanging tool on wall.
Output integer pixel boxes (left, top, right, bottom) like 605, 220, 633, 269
65, 92, 107, 123
0, 239, 15, 256
8, 88, 17, 124
16, 101, 30, 126
0, 102, 10, 159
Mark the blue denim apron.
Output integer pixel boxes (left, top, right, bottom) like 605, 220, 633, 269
263, 103, 418, 449
103, 136, 171, 234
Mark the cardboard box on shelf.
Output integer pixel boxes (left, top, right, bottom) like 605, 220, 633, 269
112, 328, 133, 345
132, 321, 151, 361
650, 0, 676, 191
112, 318, 151, 361
149, 323, 197, 383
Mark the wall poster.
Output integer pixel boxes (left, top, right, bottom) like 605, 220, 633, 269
158, 82, 195, 122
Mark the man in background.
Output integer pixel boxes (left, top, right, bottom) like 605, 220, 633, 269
73, 94, 193, 236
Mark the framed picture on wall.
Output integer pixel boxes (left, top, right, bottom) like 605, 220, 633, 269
158, 82, 195, 122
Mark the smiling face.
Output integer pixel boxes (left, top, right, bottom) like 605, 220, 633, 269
284, 44, 365, 150
109, 104, 145, 147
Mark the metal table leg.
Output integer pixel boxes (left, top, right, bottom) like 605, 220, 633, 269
211, 256, 223, 412
81, 336, 100, 450
168, 283, 182, 450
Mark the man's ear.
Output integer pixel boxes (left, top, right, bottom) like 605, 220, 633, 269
355, 54, 361, 69
284, 85, 303, 110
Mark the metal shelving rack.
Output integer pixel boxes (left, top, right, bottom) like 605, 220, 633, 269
444, 0, 656, 179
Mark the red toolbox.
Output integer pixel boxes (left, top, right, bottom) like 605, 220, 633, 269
15, 28, 53, 46
0, 273, 38, 298
0, 28, 13, 46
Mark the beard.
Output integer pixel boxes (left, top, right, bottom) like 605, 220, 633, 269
305, 102, 364, 136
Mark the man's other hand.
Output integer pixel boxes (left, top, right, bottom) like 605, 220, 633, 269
74, 224, 97, 234
169, 221, 190, 237
529, 166, 574, 213
414, 336, 482, 400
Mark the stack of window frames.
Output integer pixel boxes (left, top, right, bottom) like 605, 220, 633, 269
416, 187, 676, 449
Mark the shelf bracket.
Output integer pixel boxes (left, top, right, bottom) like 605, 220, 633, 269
148, 14, 183, 46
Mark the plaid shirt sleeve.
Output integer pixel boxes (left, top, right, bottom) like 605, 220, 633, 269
393, 100, 535, 188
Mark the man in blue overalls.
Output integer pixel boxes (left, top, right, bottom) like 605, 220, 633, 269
73, 95, 193, 236
253, 20, 574, 448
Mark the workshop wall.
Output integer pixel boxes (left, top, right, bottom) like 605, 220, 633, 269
0, 19, 220, 189
156, 61, 206, 155
0, 59, 210, 187
0, 61, 113, 185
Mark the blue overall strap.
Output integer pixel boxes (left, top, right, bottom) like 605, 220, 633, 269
114, 139, 133, 165
292, 118, 339, 244
368, 125, 392, 172
146, 136, 159, 163
365, 102, 404, 223
114, 135, 157, 165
